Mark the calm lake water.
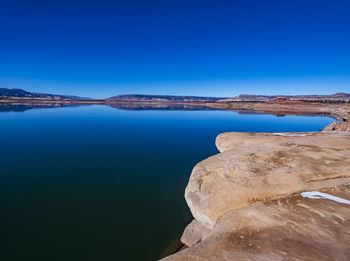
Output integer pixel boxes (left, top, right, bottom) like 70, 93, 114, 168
0, 105, 334, 261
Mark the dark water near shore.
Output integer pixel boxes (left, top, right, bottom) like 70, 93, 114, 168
0, 105, 333, 261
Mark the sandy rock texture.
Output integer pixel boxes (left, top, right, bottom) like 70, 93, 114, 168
163, 185, 350, 261
180, 219, 211, 247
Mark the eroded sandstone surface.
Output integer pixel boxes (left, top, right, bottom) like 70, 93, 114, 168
187, 131, 350, 229
161, 105, 350, 261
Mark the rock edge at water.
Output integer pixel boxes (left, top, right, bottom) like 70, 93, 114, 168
161, 105, 350, 261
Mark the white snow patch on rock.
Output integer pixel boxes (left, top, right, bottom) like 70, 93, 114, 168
301, 191, 350, 205
273, 133, 311, 137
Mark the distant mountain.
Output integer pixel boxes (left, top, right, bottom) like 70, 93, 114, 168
107, 94, 223, 102
0, 88, 88, 100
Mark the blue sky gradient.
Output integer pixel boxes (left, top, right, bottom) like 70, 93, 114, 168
1, 0, 349, 98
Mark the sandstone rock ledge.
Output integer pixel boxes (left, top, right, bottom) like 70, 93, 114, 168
161, 107, 350, 261
163, 185, 350, 261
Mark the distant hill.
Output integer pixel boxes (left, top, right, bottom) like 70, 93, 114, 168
107, 93, 350, 103
0, 88, 88, 100
1, 88, 349, 103
220, 93, 350, 102
107, 94, 223, 102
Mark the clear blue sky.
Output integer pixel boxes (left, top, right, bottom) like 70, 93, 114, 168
1, 0, 349, 98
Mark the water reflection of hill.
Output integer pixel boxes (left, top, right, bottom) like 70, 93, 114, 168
0, 103, 335, 119
107, 103, 219, 111
0, 104, 85, 112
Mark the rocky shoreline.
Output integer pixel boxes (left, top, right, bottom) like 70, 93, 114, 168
161, 105, 350, 261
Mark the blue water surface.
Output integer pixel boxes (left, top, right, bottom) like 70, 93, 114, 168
0, 105, 334, 260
